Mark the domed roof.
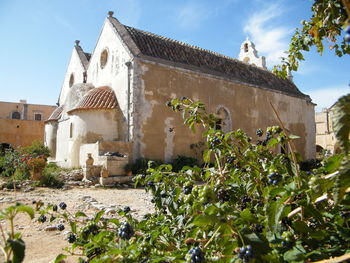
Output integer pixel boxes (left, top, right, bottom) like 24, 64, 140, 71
67, 86, 118, 114
45, 105, 64, 123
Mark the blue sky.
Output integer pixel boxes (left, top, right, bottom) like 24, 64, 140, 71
0, 0, 349, 112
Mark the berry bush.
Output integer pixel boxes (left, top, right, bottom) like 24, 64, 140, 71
30, 98, 349, 263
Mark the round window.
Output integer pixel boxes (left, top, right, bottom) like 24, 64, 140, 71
69, 73, 74, 87
100, 49, 109, 69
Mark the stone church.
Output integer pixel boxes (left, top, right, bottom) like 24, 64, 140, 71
45, 11, 315, 170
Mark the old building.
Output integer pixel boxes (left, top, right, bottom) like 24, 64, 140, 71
315, 105, 338, 155
45, 11, 315, 170
0, 100, 56, 148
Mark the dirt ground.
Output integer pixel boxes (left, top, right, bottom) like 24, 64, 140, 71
0, 187, 154, 263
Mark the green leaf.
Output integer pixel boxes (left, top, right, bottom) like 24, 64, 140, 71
192, 215, 216, 227
75, 211, 87, 217
8, 238, 25, 263
94, 210, 105, 223
332, 94, 350, 154
54, 254, 68, 263
292, 220, 310, 234
70, 221, 77, 233
283, 243, 306, 262
15, 205, 34, 219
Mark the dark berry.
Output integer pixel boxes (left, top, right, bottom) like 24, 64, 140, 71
118, 222, 134, 240
123, 206, 131, 213
183, 185, 193, 195
52, 205, 58, 212
166, 101, 172, 107
256, 129, 263, 137
217, 188, 230, 202
38, 215, 47, 223
147, 181, 155, 188
188, 247, 205, 263
32, 200, 36, 204
67, 233, 76, 243
59, 202, 67, 210
57, 224, 65, 231
242, 195, 251, 203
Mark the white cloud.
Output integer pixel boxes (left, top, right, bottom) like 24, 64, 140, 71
243, 2, 291, 66
307, 86, 349, 112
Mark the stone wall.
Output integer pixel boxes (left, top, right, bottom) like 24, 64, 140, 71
132, 59, 315, 161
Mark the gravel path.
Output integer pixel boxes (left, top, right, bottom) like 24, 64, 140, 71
0, 187, 154, 263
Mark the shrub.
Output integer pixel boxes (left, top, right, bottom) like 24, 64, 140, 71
130, 157, 163, 175
38, 165, 64, 188
22, 140, 51, 158
34, 98, 350, 263
172, 155, 199, 172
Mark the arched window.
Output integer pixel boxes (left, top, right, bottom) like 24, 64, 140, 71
69, 73, 74, 88
244, 43, 249, 52
216, 107, 231, 133
70, 123, 73, 138
12, 111, 21, 119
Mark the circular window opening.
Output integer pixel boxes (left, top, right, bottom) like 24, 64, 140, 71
69, 73, 74, 87
100, 49, 109, 69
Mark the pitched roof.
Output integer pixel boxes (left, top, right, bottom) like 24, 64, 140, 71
45, 105, 63, 123
108, 17, 310, 100
75, 45, 91, 70
67, 86, 118, 114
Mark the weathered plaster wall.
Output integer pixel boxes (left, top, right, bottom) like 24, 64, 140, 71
44, 122, 58, 158
315, 110, 336, 152
86, 19, 132, 138
0, 119, 45, 147
59, 49, 87, 105
133, 60, 315, 161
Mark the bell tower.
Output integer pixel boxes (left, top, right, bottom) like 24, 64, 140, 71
238, 38, 267, 69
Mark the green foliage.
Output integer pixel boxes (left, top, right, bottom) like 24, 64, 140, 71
129, 157, 163, 175
172, 155, 199, 172
273, 0, 350, 78
333, 94, 350, 155
37, 164, 64, 188
22, 140, 51, 158
37, 98, 350, 263
0, 204, 34, 263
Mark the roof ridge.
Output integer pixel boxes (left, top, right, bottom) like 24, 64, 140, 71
123, 25, 248, 67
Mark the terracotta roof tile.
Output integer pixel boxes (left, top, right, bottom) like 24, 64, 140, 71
45, 106, 63, 123
67, 86, 118, 114
108, 16, 309, 100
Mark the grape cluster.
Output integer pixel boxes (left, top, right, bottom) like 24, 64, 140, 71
340, 211, 350, 219
123, 206, 131, 213
67, 233, 77, 243
118, 222, 134, 240
59, 202, 67, 210
217, 188, 230, 202
256, 129, 263, 137
57, 224, 65, 231
82, 224, 99, 239
187, 247, 205, 263
183, 185, 193, 195
210, 136, 221, 148
238, 245, 253, 262
252, 224, 264, 233
38, 215, 47, 223
268, 172, 282, 185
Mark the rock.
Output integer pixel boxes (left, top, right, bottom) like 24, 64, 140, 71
45, 226, 58, 231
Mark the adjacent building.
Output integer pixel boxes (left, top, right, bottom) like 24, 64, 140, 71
0, 100, 56, 148
45, 11, 315, 169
